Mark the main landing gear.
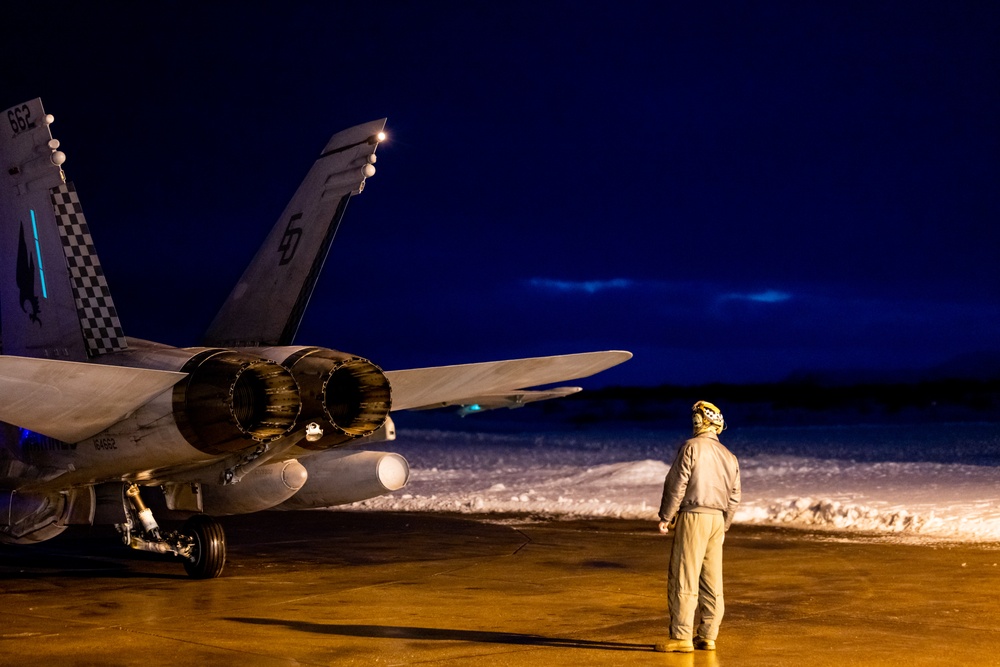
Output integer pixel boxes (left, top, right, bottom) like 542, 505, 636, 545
180, 513, 226, 578
116, 484, 227, 578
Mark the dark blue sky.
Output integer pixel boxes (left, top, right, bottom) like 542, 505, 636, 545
4, 2, 999, 386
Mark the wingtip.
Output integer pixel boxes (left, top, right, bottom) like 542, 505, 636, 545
599, 350, 633, 362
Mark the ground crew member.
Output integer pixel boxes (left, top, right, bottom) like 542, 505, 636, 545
655, 400, 741, 653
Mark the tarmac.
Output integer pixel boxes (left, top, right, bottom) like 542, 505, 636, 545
2, 510, 999, 667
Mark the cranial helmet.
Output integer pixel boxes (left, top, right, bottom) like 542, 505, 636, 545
691, 400, 725, 434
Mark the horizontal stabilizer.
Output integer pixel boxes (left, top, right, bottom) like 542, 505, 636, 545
386, 351, 631, 412
0, 356, 187, 442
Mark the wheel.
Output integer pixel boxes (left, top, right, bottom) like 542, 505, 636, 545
182, 514, 226, 579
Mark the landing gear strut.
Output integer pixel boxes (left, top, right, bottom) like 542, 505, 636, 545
116, 484, 227, 578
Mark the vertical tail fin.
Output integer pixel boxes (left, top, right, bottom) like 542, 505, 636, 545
0, 98, 126, 360
204, 118, 386, 347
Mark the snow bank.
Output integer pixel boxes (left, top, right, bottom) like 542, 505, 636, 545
340, 426, 1000, 543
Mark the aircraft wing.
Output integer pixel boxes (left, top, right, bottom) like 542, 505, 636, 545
410, 386, 582, 416
0, 356, 187, 443
385, 350, 631, 412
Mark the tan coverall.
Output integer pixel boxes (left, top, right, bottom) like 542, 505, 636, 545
658, 431, 741, 641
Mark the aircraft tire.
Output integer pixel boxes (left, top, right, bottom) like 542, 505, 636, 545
182, 514, 226, 579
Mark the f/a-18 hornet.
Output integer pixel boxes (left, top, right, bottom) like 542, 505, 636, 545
0, 98, 630, 577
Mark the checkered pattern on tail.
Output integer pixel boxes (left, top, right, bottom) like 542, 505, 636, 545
51, 182, 128, 356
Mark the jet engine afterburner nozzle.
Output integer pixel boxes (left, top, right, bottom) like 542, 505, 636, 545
173, 349, 301, 455
278, 347, 392, 450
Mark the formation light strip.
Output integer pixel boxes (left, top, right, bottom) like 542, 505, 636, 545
29, 209, 48, 298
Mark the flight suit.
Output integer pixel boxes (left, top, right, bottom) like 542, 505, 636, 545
659, 431, 741, 641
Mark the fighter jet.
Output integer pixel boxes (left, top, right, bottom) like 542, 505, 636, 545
0, 98, 630, 578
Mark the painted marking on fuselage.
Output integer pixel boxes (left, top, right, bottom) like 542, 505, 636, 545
92, 436, 117, 451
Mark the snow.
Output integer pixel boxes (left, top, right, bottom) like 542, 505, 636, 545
343, 423, 1000, 543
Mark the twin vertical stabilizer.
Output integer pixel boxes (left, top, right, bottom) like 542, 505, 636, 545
204, 118, 386, 348
0, 98, 126, 360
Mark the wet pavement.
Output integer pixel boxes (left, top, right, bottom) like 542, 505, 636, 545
1, 511, 999, 666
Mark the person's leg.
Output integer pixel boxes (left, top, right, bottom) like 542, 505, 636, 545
696, 514, 726, 642
669, 512, 711, 640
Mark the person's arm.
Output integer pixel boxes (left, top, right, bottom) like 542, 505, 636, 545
658, 441, 694, 526
724, 465, 741, 531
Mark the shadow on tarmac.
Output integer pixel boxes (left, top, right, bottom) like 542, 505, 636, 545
228, 616, 657, 652
0, 544, 189, 580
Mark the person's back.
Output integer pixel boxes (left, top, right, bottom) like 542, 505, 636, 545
661, 431, 740, 526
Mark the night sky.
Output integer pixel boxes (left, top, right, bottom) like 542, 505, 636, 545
4, 2, 998, 387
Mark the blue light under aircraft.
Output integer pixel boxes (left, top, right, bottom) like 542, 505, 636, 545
18, 427, 74, 451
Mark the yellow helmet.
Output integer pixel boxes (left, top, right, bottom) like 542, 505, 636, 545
692, 400, 725, 434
